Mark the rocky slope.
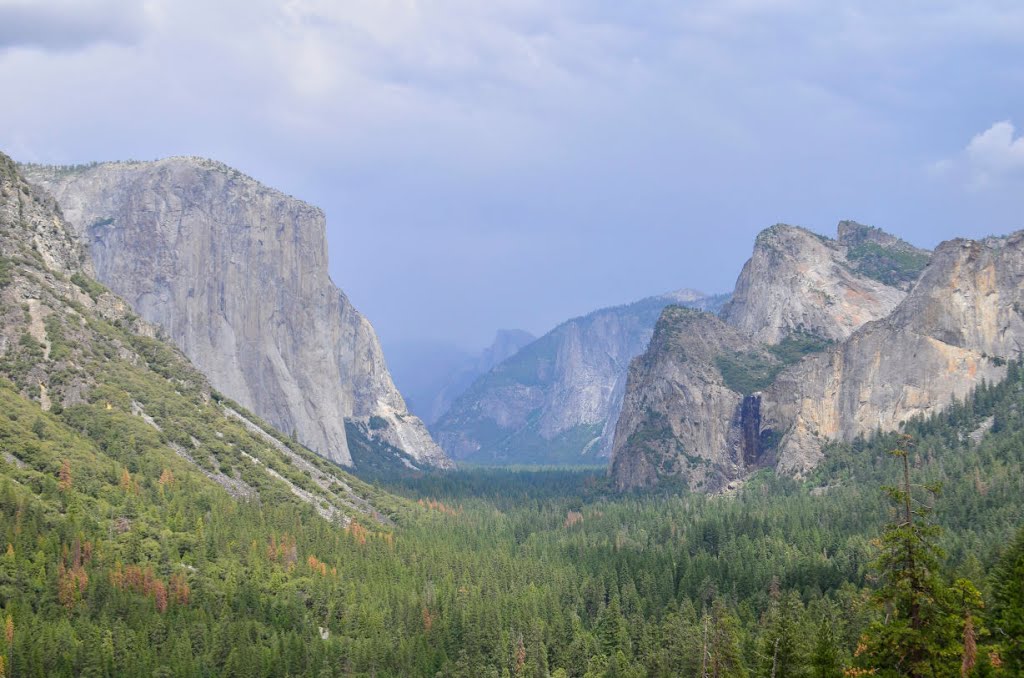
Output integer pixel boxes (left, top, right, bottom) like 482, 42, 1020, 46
0, 151, 393, 522
721, 223, 913, 344
389, 329, 535, 426
611, 222, 936, 490
609, 307, 765, 490
764, 232, 1024, 474
23, 158, 449, 469
433, 290, 727, 465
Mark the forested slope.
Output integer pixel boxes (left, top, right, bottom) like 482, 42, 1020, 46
0, 149, 1021, 676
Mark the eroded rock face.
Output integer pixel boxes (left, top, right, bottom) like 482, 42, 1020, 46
610, 221, 934, 490
434, 290, 726, 464
764, 232, 1024, 474
609, 307, 767, 491
24, 158, 449, 468
721, 224, 908, 344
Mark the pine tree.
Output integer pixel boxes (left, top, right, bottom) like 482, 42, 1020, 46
950, 579, 983, 678
809, 616, 842, 678
708, 598, 748, 678
760, 590, 807, 677
596, 596, 631, 659
859, 442, 960, 677
990, 526, 1024, 673
57, 460, 72, 492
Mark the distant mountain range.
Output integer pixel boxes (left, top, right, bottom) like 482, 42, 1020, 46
432, 290, 728, 465
387, 329, 536, 426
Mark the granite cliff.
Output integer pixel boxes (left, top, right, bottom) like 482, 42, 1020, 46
434, 290, 727, 465
611, 222, 937, 490
721, 223, 914, 343
0, 151, 392, 521
23, 158, 449, 469
764, 231, 1024, 475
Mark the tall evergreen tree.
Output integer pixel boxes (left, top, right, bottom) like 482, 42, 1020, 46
990, 526, 1024, 674
859, 443, 961, 677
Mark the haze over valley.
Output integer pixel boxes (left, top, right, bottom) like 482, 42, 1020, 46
1, 2, 1023, 676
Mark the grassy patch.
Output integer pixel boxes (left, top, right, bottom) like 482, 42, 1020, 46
846, 240, 929, 287
718, 332, 832, 394
70, 271, 107, 300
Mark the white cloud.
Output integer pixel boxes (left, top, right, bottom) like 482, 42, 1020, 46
933, 121, 1024, 190
965, 120, 1024, 185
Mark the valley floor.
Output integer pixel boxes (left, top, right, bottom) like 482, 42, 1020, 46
3, 366, 1024, 676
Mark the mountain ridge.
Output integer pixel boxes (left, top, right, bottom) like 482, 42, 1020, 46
610, 221, 947, 490
433, 288, 728, 465
21, 157, 450, 470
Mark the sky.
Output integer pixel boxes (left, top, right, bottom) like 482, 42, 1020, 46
1, 1, 1023, 352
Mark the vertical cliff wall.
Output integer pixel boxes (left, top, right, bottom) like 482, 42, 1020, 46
24, 158, 449, 468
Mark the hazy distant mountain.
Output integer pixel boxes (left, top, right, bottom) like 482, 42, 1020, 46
387, 329, 536, 425
433, 290, 728, 465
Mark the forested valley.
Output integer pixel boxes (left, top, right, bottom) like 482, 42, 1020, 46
1, 348, 1024, 676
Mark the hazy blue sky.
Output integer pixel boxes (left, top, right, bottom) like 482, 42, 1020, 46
1, 1, 1023, 350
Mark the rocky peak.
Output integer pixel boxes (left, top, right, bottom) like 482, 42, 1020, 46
480, 329, 536, 369
721, 222, 909, 344
763, 230, 1024, 475
0, 156, 88, 278
609, 221, 938, 491
609, 306, 768, 491
23, 157, 450, 469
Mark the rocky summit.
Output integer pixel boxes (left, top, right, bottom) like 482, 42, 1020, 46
763, 231, 1024, 475
720, 223, 914, 344
23, 158, 449, 469
611, 221, 938, 490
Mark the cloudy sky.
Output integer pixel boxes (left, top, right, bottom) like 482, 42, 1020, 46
1, 1, 1023, 351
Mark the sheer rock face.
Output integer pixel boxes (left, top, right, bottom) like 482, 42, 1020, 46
611, 222, 935, 490
609, 307, 766, 491
721, 224, 908, 344
434, 290, 726, 464
764, 232, 1024, 474
24, 158, 449, 468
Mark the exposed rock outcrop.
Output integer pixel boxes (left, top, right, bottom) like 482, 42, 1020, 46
764, 232, 1024, 474
611, 221, 936, 490
609, 307, 769, 490
23, 158, 449, 468
434, 290, 727, 464
721, 224, 910, 344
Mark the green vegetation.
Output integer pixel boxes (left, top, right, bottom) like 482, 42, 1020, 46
846, 240, 930, 287
767, 330, 832, 364
89, 217, 115, 229
717, 331, 832, 394
716, 348, 781, 394
70, 271, 107, 300
1, 353, 1023, 675
0, 256, 11, 288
